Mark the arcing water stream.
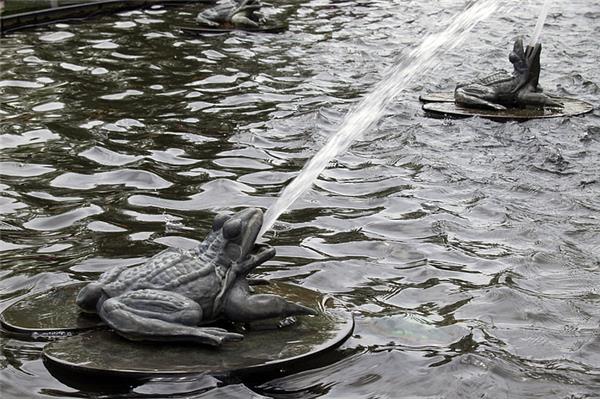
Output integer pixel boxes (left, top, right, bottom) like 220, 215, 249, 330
530, 0, 551, 46
259, 0, 501, 237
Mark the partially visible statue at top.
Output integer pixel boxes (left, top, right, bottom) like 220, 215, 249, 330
454, 38, 562, 110
196, 0, 263, 28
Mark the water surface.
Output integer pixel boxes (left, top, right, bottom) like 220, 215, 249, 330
1, 0, 599, 397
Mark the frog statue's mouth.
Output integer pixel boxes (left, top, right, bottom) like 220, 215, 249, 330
239, 209, 276, 266
249, 242, 276, 265
216, 208, 276, 268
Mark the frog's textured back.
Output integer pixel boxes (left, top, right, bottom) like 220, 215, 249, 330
102, 247, 218, 297
477, 70, 513, 86
456, 70, 512, 89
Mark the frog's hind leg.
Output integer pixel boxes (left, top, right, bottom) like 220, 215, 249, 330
76, 265, 129, 313
99, 289, 243, 346
231, 14, 260, 28
223, 281, 316, 322
195, 14, 220, 27
454, 87, 507, 111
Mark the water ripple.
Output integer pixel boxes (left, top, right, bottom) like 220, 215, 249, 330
50, 169, 172, 190
0, 162, 55, 177
23, 204, 103, 231
0, 0, 599, 397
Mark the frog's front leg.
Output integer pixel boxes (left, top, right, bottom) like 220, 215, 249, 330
99, 289, 243, 346
223, 280, 316, 322
517, 90, 563, 108
454, 86, 507, 111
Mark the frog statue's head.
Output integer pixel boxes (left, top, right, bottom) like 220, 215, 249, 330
509, 37, 542, 92
225, 0, 260, 20
207, 208, 275, 275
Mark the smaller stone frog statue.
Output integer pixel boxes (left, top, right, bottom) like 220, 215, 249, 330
196, 0, 263, 28
454, 37, 562, 110
76, 208, 315, 346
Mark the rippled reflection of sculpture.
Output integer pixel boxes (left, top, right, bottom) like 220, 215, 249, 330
196, 0, 263, 28
454, 37, 563, 110
76, 208, 315, 346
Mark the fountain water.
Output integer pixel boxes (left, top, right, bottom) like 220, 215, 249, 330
258, 0, 501, 238
529, 0, 551, 46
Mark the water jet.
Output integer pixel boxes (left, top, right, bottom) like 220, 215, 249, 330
259, 0, 501, 238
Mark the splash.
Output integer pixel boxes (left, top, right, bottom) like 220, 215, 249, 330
259, 0, 500, 238
529, 0, 551, 46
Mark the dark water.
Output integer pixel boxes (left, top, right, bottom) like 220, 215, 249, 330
1, 0, 599, 397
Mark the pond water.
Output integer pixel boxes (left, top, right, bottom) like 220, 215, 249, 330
1, 0, 599, 397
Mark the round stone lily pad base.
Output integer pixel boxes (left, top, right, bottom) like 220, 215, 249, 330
420, 92, 593, 120
176, 24, 288, 34
39, 282, 353, 381
0, 282, 103, 339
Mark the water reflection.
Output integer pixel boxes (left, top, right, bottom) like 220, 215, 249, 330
1, 0, 599, 398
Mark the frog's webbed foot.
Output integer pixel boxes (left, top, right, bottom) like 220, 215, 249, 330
455, 87, 507, 111
196, 14, 220, 27
99, 289, 243, 346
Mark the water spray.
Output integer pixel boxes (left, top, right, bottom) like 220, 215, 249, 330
258, 0, 501, 238
529, 0, 551, 46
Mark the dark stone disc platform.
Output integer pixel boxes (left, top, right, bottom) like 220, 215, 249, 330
1, 282, 353, 381
0, 282, 104, 339
420, 92, 593, 120
176, 24, 288, 35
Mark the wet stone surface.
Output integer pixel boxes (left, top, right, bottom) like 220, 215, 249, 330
422, 94, 593, 120
41, 282, 352, 378
0, 282, 103, 335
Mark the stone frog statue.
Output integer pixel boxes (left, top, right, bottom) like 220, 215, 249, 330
454, 37, 563, 110
76, 208, 315, 346
196, 0, 263, 28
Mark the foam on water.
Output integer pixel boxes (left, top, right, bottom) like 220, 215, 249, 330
259, 0, 501, 238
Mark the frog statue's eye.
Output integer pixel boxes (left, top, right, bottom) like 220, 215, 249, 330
212, 212, 230, 232
223, 218, 242, 239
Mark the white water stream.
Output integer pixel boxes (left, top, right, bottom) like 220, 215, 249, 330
258, 0, 501, 238
529, 0, 551, 46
